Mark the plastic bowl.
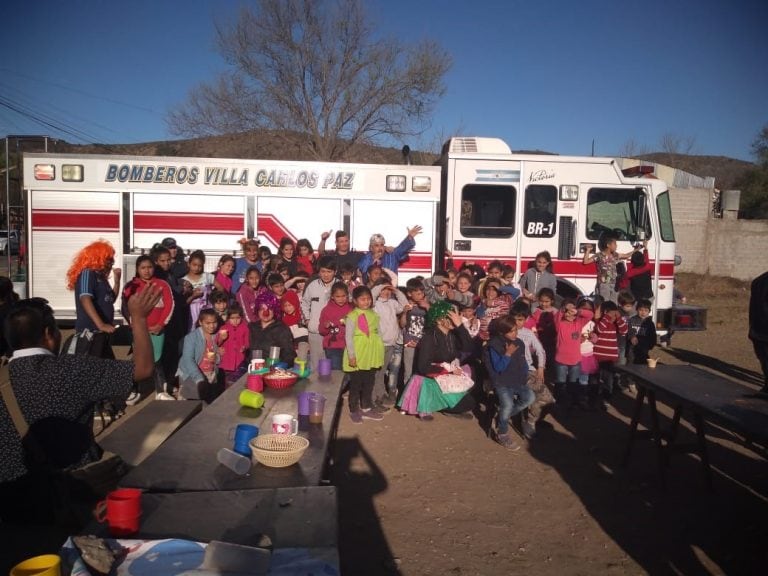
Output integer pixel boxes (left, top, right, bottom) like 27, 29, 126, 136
262, 372, 299, 389
249, 434, 309, 468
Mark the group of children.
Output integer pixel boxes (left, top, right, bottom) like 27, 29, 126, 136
120, 231, 658, 448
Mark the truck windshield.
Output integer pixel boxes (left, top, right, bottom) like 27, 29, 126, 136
585, 187, 651, 243
656, 190, 675, 242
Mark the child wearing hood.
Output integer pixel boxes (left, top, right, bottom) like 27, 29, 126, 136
282, 288, 309, 361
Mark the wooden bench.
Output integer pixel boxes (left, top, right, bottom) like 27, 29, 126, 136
98, 399, 202, 467
616, 363, 768, 488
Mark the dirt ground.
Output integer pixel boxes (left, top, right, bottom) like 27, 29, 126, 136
330, 273, 768, 576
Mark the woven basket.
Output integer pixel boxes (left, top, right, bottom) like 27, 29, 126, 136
262, 372, 299, 389
249, 434, 309, 468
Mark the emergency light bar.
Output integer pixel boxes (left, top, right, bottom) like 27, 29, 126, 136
386, 175, 407, 192
34, 164, 55, 180
62, 164, 84, 182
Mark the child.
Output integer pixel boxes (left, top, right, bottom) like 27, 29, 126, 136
372, 279, 408, 408
424, 271, 473, 308
476, 278, 511, 341
617, 290, 636, 370
499, 264, 521, 300
319, 282, 353, 370
281, 288, 309, 360
233, 239, 261, 294
214, 254, 235, 297
339, 261, 362, 295
301, 256, 338, 372
576, 298, 601, 408
183, 250, 214, 328
455, 272, 476, 305
593, 301, 629, 398
460, 305, 480, 339
236, 266, 263, 324
510, 306, 552, 436
520, 251, 558, 304
365, 263, 384, 289
218, 303, 249, 386
401, 278, 429, 385
483, 316, 536, 450
532, 287, 558, 377
622, 240, 654, 301
343, 285, 386, 423
583, 232, 635, 304
266, 272, 287, 298
177, 308, 222, 403
257, 246, 273, 273
121, 254, 176, 401
295, 238, 316, 277
627, 299, 657, 364
552, 298, 594, 407
210, 290, 229, 327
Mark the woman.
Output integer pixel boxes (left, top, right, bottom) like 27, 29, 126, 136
248, 290, 296, 367
397, 300, 476, 421
65, 240, 122, 357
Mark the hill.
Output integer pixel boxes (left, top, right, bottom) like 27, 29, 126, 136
50, 131, 755, 188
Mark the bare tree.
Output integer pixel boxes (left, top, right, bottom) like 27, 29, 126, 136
659, 132, 697, 160
167, 0, 451, 161
618, 138, 650, 159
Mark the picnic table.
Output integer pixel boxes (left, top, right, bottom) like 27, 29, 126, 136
120, 371, 344, 492
616, 363, 768, 488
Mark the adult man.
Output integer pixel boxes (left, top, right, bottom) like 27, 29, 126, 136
749, 270, 768, 394
318, 229, 363, 272
357, 225, 423, 283
0, 286, 159, 522
162, 237, 188, 279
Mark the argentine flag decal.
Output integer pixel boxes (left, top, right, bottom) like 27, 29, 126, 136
475, 169, 520, 182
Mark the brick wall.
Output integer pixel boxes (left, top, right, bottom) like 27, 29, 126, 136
670, 186, 768, 280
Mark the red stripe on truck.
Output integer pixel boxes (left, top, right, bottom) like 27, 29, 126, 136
32, 210, 119, 231
134, 212, 243, 234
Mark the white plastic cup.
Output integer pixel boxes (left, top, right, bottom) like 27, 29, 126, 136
271, 413, 298, 435
217, 448, 252, 475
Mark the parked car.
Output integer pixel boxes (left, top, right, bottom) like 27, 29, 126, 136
0, 230, 21, 255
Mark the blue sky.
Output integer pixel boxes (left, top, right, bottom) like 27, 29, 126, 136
1, 0, 766, 162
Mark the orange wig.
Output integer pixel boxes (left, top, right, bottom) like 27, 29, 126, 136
66, 240, 115, 290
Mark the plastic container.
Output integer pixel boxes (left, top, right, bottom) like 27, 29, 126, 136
217, 448, 252, 475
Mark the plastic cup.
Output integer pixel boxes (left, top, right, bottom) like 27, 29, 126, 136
231, 423, 259, 456
217, 447, 251, 475
10, 555, 61, 576
298, 391, 313, 416
94, 488, 142, 536
269, 346, 280, 360
647, 358, 658, 368
318, 358, 332, 377
309, 394, 326, 424
246, 374, 263, 392
239, 389, 265, 409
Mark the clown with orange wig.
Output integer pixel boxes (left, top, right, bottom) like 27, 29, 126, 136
66, 239, 122, 342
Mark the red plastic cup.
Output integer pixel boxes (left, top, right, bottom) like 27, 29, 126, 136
94, 488, 142, 536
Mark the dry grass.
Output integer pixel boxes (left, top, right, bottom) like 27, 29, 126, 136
676, 272, 751, 298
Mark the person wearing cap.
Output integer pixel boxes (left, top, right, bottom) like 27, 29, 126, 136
357, 225, 423, 284
161, 237, 188, 280
397, 300, 476, 421
423, 270, 473, 308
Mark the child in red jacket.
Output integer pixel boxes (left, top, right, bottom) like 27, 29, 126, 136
217, 303, 250, 386
593, 300, 628, 399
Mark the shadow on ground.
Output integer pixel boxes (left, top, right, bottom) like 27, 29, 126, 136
331, 436, 399, 575
526, 385, 768, 574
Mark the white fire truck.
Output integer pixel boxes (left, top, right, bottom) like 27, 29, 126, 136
21, 136, 704, 333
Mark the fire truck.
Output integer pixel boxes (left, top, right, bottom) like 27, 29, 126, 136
21, 136, 704, 333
